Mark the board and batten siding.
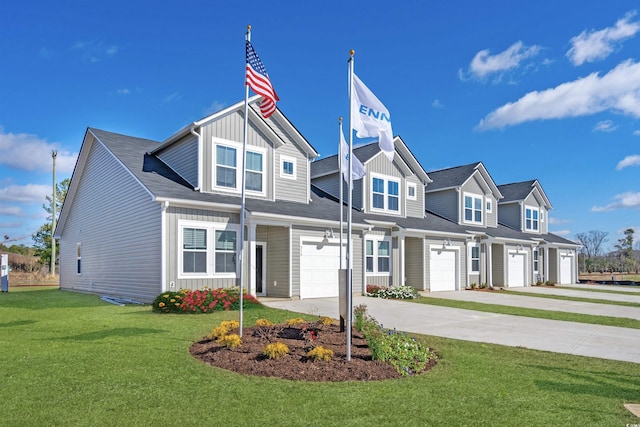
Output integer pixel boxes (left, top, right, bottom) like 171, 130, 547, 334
486, 196, 498, 228
524, 192, 548, 234
405, 176, 425, 219
165, 207, 240, 291
200, 111, 273, 199
257, 225, 290, 298
491, 243, 505, 286
275, 143, 309, 203
59, 138, 162, 303
425, 190, 458, 222
364, 153, 404, 215
404, 237, 424, 290
156, 135, 198, 187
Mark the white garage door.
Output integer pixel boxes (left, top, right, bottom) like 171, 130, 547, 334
429, 249, 457, 291
300, 240, 344, 299
507, 252, 526, 287
560, 255, 573, 284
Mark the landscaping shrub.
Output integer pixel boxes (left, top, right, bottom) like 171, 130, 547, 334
353, 304, 437, 376
218, 333, 242, 348
306, 346, 334, 361
285, 317, 306, 326
263, 342, 289, 359
366, 284, 419, 300
152, 287, 261, 314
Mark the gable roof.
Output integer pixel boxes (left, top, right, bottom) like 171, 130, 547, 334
426, 162, 503, 199
498, 180, 553, 209
310, 137, 431, 184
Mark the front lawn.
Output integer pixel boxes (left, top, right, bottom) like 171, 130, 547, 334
1, 289, 639, 426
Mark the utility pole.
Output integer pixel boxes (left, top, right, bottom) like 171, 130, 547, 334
51, 150, 57, 276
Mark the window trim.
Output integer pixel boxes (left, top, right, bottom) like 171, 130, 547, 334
469, 243, 480, 273
486, 199, 492, 213
533, 248, 539, 273
407, 182, 417, 201
212, 137, 267, 196
370, 173, 401, 214
365, 236, 392, 276
76, 242, 82, 275
280, 155, 296, 180
463, 192, 483, 225
525, 206, 540, 232
178, 220, 240, 279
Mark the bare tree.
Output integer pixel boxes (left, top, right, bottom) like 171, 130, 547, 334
575, 230, 609, 258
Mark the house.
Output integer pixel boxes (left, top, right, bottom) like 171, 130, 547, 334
55, 98, 579, 302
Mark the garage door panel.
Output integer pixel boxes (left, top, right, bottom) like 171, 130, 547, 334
507, 253, 525, 287
560, 256, 573, 284
300, 240, 344, 299
430, 249, 457, 292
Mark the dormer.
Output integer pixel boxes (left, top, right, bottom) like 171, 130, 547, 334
149, 96, 319, 204
310, 136, 431, 219
425, 162, 503, 228
497, 180, 552, 234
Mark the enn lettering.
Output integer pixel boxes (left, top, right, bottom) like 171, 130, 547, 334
359, 105, 391, 122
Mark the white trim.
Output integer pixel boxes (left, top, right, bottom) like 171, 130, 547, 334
486, 199, 493, 213
365, 235, 392, 276
463, 192, 483, 225
280, 155, 297, 180
428, 244, 461, 291
212, 137, 267, 197
524, 205, 540, 232
468, 242, 480, 273
407, 182, 417, 201
370, 172, 401, 215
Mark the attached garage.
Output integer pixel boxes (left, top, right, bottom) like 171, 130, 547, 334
429, 248, 458, 291
507, 252, 526, 287
559, 254, 573, 284
299, 239, 344, 299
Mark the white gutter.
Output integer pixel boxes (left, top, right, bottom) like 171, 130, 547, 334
190, 126, 202, 192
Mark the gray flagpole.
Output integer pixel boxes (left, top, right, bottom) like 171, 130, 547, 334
239, 25, 252, 337
346, 50, 355, 361
339, 117, 344, 272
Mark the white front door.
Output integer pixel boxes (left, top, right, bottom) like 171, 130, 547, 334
507, 252, 526, 287
560, 255, 573, 284
429, 249, 457, 291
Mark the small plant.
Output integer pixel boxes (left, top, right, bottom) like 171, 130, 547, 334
254, 319, 283, 342
306, 346, 334, 362
218, 333, 241, 348
535, 280, 544, 286
318, 316, 334, 326
366, 284, 419, 299
545, 280, 556, 286
300, 324, 318, 348
468, 283, 478, 290
151, 291, 184, 313
479, 283, 487, 289
209, 320, 239, 339
255, 318, 273, 327
153, 287, 261, 314
285, 317, 306, 326
263, 342, 289, 359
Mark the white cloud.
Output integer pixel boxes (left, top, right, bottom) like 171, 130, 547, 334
567, 11, 640, 66
0, 207, 23, 216
432, 99, 444, 108
0, 129, 77, 173
549, 217, 571, 225
72, 41, 118, 63
0, 184, 50, 204
593, 120, 617, 132
462, 41, 541, 81
634, 130, 640, 135
117, 88, 131, 95
551, 229, 571, 236
477, 59, 640, 130
592, 191, 640, 211
616, 154, 640, 170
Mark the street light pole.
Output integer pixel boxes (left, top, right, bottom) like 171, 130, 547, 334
51, 150, 57, 276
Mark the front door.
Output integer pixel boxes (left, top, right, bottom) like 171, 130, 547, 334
255, 243, 266, 296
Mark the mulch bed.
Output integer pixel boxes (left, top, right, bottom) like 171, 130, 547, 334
190, 323, 416, 382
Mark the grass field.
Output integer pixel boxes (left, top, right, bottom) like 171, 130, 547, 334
1, 288, 639, 426
579, 272, 640, 282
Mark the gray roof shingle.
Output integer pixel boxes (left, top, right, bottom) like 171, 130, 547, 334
425, 162, 481, 191
497, 180, 537, 203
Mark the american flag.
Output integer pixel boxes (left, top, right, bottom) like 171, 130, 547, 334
246, 40, 279, 119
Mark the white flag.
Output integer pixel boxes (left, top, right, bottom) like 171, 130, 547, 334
351, 73, 394, 162
340, 127, 366, 182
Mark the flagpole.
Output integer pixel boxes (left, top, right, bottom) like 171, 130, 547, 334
239, 25, 252, 337
346, 49, 355, 361
338, 117, 344, 270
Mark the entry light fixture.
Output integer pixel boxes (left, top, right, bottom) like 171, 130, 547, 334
442, 238, 452, 247
324, 229, 334, 239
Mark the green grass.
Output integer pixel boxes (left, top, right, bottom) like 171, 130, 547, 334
414, 297, 640, 329
558, 285, 640, 295
1, 289, 639, 426
504, 290, 640, 308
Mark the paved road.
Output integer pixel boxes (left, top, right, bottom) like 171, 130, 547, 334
261, 285, 640, 364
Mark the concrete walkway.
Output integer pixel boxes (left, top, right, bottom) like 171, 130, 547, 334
261, 288, 640, 364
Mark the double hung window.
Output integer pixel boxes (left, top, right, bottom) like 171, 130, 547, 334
365, 238, 391, 274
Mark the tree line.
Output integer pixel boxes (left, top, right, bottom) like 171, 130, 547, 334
576, 229, 639, 274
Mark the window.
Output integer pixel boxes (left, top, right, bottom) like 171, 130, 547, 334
183, 228, 207, 273
486, 200, 492, 213
470, 245, 480, 272
464, 194, 483, 224
179, 221, 240, 277
215, 230, 237, 273
365, 238, 391, 275
533, 249, 539, 273
76, 243, 82, 275
280, 156, 296, 179
407, 183, 417, 201
525, 207, 539, 231
245, 152, 263, 192
371, 174, 400, 213
213, 139, 266, 194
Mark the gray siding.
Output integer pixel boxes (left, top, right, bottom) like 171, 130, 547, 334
486, 196, 498, 228
426, 190, 458, 221
406, 176, 425, 219
275, 143, 309, 203
498, 203, 521, 230
59, 138, 162, 303
405, 237, 424, 290
157, 135, 198, 187
549, 248, 559, 283
164, 207, 240, 291
491, 243, 505, 286
259, 225, 290, 298
462, 175, 484, 195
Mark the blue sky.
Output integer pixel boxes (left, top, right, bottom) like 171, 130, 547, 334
1, 1, 639, 251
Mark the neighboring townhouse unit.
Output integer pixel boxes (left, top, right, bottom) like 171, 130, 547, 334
55, 98, 579, 302
497, 180, 580, 285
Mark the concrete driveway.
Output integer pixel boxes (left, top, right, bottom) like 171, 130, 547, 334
261, 285, 640, 364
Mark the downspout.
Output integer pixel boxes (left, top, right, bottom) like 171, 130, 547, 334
190, 126, 202, 192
